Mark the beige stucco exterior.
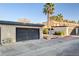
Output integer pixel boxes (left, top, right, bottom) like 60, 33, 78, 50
0, 25, 16, 45
43, 20, 79, 36
0, 24, 43, 45
50, 26, 69, 36
50, 26, 79, 36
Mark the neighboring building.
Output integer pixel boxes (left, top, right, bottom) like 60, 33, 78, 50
43, 20, 79, 36
0, 20, 44, 45
17, 18, 31, 23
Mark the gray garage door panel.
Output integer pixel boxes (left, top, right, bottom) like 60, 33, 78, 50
16, 28, 40, 42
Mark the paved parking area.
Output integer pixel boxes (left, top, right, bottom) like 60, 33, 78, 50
0, 36, 79, 56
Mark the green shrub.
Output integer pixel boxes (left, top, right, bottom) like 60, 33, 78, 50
54, 31, 65, 35
43, 28, 48, 34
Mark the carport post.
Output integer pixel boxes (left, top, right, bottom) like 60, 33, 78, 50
76, 28, 78, 35
40, 28, 43, 39
66, 27, 69, 36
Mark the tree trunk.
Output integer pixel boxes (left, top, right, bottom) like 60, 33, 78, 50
47, 13, 51, 40
47, 13, 51, 35
47, 13, 50, 28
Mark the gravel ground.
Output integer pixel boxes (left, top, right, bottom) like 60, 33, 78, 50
0, 36, 79, 56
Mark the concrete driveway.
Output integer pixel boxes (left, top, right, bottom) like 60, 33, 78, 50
0, 36, 79, 56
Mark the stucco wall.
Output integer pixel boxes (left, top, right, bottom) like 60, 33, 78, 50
51, 26, 77, 36
1, 25, 16, 45
51, 27, 68, 36
39, 28, 43, 39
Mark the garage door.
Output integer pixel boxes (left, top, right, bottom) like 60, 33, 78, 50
16, 28, 40, 42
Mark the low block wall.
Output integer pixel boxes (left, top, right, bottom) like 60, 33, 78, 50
50, 26, 69, 36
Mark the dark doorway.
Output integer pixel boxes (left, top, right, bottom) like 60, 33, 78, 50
70, 28, 76, 35
77, 28, 79, 35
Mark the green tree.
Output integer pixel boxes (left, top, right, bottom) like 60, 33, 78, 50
57, 13, 63, 21
50, 16, 58, 21
43, 3, 54, 27
50, 13, 64, 22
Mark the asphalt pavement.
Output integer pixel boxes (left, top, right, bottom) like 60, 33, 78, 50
0, 36, 79, 56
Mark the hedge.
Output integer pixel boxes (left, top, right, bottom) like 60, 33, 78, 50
54, 31, 65, 35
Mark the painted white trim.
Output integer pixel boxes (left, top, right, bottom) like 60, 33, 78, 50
66, 27, 69, 36
76, 28, 78, 35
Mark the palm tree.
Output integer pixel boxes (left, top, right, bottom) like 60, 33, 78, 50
57, 13, 63, 21
43, 3, 54, 28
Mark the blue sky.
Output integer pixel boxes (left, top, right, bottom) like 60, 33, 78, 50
0, 3, 78, 23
